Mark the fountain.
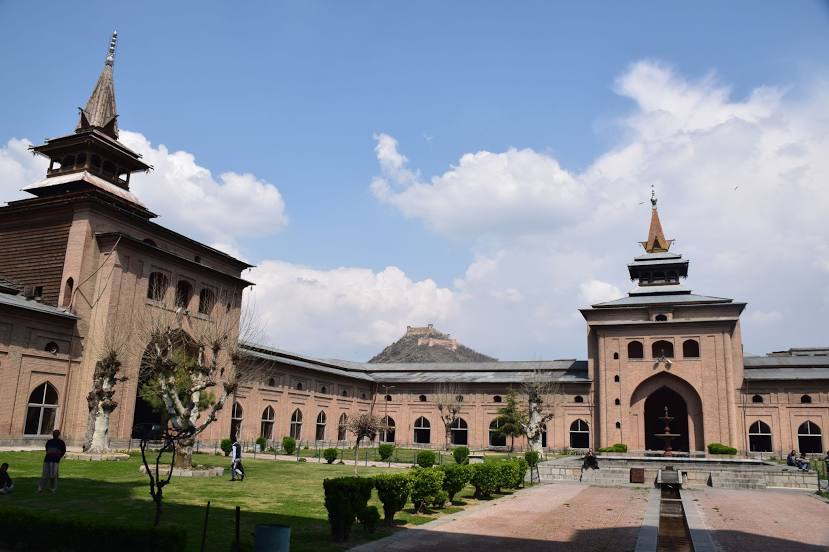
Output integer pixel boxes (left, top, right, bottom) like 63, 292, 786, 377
654, 406, 680, 457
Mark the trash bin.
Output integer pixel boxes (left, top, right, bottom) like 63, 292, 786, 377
630, 467, 645, 484
255, 524, 291, 552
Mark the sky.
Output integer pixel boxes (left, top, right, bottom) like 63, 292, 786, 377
2, 1, 829, 360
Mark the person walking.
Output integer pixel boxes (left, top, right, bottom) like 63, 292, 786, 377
37, 429, 66, 493
230, 439, 245, 481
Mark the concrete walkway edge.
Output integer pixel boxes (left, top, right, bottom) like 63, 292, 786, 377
633, 487, 659, 552
681, 491, 717, 552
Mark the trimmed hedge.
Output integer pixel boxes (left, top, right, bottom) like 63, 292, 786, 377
282, 436, 297, 455
378, 443, 395, 461
597, 443, 628, 453
707, 443, 737, 455
440, 463, 472, 502
0, 509, 186, 551
410, 467, 445, 513
255, 436, 267, 450
357, 506, 380, 533
514, 458, 528, 488
416, 450, 437, 468
470, 462, 500, 498
220, 438, 232, 456
431, 490, 449, 509
374, 473, 411, 526
323, 476, 375, 542
452, 446, 470, 465
323, 448, 338, 464
524, 450, 540, 468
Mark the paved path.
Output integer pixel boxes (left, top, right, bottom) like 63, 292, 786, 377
690, 488, 829, 551
351, 483, 650, 552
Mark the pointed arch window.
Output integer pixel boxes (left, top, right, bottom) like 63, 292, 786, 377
147, 272, 169, 301
337, 413, 348, 441
489, 419, 506, 447
290, 409, 303, 440
682, 339, 700, 358
62, 277, 74, 308
627, 341, 644, 359
24, 382, 59, 436
230, 402, 244, 440
752, 394, 763, 404
315, 411, 327, 441
198, 288, 215, 315
450, 418, 469, 445
175, 280, 193, 309
800, 395, 812, 404
260, 406, 275, 440
652, 340, 674, 358
748, 420, 772, 452
381, 416, 396, 443
569, 419, 590, 449
413, 416, 430, 444
797, 421, 822, 454
655, 314, 668, 322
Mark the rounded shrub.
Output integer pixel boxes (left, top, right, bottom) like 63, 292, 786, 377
470, 462, 500, 498
431, 489, 449, 509
378, 443, 395, 461
524, 450, 540, 468
374, 473, 412, 526
220, 438, 232, 456
597, 443, 628, 453
513, 458, 528, 488
410, 466, 445, 513
496, 461, 518, 491
255, 436, 267, 450
358, 506, 381, 534
282, 436, 296, 455
323, 476, 375, 542
416, 450, 437, 468
452, 446, 470, 465
707, 443, 737, 455
323, 448, 338, 464
440, 463, 472, 502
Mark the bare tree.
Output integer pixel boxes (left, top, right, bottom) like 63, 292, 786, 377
347, 412, 383, 474
519, 370, 561, 453
140, 429, 176, 527
434, 383, 464, 450
83, 324, 132, 453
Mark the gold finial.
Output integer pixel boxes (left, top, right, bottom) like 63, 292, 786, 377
105, 31, 117, 66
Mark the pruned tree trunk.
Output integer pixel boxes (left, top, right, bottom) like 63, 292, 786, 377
175, 436, 195, 469
84, 353, 124, 453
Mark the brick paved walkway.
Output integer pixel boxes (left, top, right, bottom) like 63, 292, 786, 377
352, 483, 650, 552
690, 488, 829, 551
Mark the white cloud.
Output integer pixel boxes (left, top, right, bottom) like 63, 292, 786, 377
579, 280, 623, 306
0, 138, 47, 201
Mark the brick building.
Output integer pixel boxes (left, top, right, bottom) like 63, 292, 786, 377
1, 36, 826, 456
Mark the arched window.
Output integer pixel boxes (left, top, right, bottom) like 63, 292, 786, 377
682, 339, 700, 358
801, 395, 812, 404
627, 340, 644, 359
381, 416, 396, 443
290, 409, 303, 440
384, 394, 392, 402
267, 377, 276, 387
413, 416, 430, 444
493, 395, 502, 403
175, 281, 193, 308
44, 341, 59, 355
797, 421, 823, 453
62, 277, 73, 308
260, 406, 275, 440
230, 402, 243, 440
419, 395, 427, 402
320, 386, 327, 394
489, 419, 506, 447
337, 413, 348, 441
655, 314, 668, 322
147, 272, 168, 301
614, 398, 621, 405
614, 375, 620, 382
574, 395, 584, 403
615, 421, 621, 429
613, 352, 619, 359
198, 288, 215, 315
341, 390, 348, 397
296, 382, 304, 391
748, 420, 772, 452
315, 411, 327, 441
450, 418, 468, 445
752, 394, 763, 404
24, 382, 59, 435
569, 419, 590, 449
652, 340, 674, 358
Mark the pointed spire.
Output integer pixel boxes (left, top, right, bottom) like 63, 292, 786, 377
640, 186, 673, 253
76, 31, 118, 139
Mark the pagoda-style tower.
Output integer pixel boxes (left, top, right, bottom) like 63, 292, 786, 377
25, 32, 153, 216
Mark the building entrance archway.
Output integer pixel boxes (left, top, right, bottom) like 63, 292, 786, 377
644, 387, 689, 452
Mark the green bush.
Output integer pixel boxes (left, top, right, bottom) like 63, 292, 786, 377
282, 436, 296, 455
378, 443, 395, 461
452, 446, 470, 464
597, 443, 628, 453
255, 436, 267, 450
440, 463, 472, 502
323, 448, 338, 464
374, 473, 411, 526
514, 458, 528, 487
357, 506, 381, 534
708, 443, 737, 455
416, 450, 437, 468
470, 462, 500, 498
524, 450, 540, 467
0, 508, 186, 551
323, 476, 375, 542
410, 467, 445, 513
220, 438, 232, 456
431, 489, 449, 509
496, 461, 519, 491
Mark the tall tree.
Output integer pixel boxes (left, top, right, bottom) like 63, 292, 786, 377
347, 412, 383, 474
495, 389, 525, 452
519, 371, 561, 453
434, 383, 464, 450
83, 328, 130, 453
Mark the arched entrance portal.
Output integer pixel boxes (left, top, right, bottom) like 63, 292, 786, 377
644, 387, 689, 452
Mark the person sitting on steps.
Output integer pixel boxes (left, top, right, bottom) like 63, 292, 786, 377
798, 452, 810, 472
582, 448, 599, 470
786, 450, 798, 468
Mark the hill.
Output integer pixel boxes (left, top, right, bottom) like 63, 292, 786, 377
368, 324, 496, 363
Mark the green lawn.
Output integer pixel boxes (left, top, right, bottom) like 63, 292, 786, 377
0, 451, 499, 552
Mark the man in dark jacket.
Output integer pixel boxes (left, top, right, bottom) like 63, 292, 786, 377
0, 463, 13, 494
230, 440, 245, 481
37, 429, 66, 493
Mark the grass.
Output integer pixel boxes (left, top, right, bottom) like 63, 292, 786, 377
0, 451, 508, 552
271, 445, 552, 465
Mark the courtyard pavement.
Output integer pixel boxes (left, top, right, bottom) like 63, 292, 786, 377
351, 482, 650, 552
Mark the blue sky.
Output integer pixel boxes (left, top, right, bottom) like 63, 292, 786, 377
2, 2, 829, 359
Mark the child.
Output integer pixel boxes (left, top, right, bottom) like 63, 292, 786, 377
0, 463, 13, 494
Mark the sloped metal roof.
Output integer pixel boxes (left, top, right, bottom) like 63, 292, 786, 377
592, 293, 733, 308
744, 368, 829, 381
744, 355, 829, 367
0, 293, 78, 320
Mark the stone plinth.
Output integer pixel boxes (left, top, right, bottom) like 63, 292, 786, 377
66, 452, 130, 462
139, 465, 224, 477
